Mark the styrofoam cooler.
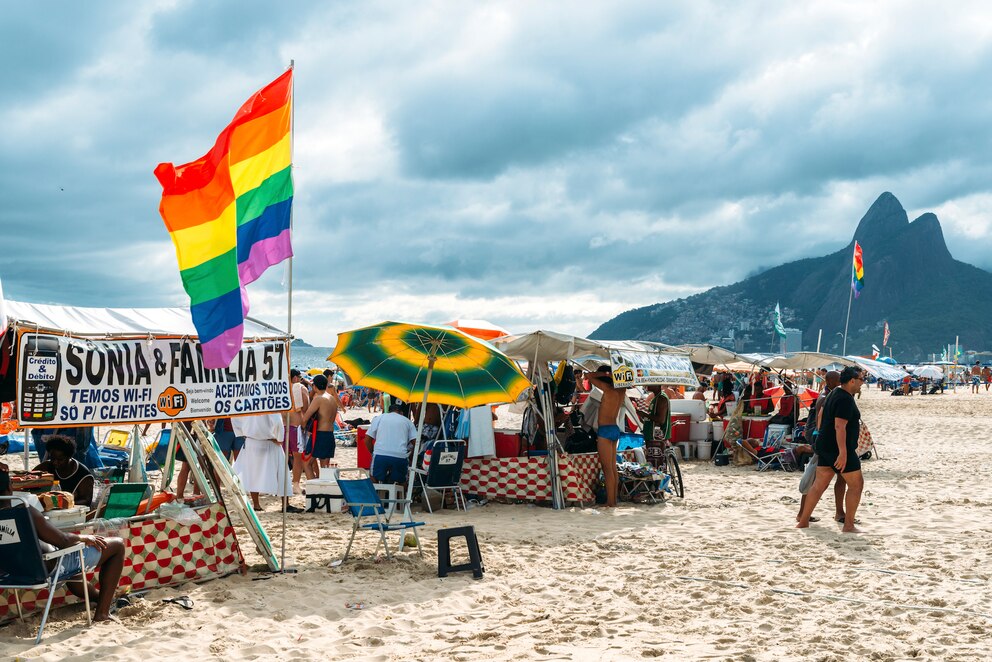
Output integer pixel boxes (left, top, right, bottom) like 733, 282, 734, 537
304, 476, 344, 513
689, 421, 712, 440
45, 506, 88, 526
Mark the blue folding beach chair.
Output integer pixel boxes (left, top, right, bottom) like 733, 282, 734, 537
0, 496, 92, 643
145, 429, 172, 472
334, 469, 425, 562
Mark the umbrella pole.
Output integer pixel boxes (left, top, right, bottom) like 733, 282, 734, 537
406, 357, 435, 509
541, 368, 564, 509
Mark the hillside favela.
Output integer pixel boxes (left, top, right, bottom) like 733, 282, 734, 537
1, 4, 991, 662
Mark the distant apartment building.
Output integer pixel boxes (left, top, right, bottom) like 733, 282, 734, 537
780, 328, 802, 353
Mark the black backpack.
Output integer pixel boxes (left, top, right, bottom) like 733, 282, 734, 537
555, 364, 576, 405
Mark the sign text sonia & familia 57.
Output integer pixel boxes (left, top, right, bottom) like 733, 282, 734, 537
16, 332, 291, 427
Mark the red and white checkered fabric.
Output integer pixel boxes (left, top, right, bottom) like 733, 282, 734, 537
0, 503, 244, 623
424, 450, 635, 505
856, 420, 874, 456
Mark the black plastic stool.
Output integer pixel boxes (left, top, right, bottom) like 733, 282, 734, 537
437, 526, 484, 579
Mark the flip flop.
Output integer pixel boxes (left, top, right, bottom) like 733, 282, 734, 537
162, 596, 194, 610
809, 516, 820, 523
836, 516, 862, 524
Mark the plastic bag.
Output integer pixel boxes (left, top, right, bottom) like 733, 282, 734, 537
157, 502, 204, 526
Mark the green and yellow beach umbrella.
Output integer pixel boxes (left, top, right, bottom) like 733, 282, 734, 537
329, 321, 531, 409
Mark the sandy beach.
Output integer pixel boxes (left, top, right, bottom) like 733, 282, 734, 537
3, 386, 991, 661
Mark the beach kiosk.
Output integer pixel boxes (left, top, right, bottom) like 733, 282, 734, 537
0, 300, 291, 623
462, 331, 699, 507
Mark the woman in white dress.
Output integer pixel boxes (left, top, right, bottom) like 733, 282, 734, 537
232, 413, 301, 512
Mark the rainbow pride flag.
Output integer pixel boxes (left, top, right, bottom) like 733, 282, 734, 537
155, 69, 293, 368
852, 240, 864, 298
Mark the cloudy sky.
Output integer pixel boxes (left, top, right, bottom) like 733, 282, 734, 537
3, 1, 992, 346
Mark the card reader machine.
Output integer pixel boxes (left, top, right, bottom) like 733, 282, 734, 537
20, 335, 61, 423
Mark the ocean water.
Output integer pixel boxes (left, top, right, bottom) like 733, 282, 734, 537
288, 345, 336, 370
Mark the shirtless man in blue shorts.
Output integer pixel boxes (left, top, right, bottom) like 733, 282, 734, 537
585, 365, 627, 507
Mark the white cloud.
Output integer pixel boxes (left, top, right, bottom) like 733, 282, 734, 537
2, 0, 992, 347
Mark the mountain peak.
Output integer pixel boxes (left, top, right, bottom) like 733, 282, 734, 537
853, 192, 909, 245
590, 192, 992, 359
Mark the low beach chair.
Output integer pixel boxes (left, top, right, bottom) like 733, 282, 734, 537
144, 429, 172, 472
334, 469, 425, 562
100, 482, 150, 519
101, 429, 131, 449
0, 496, 92, 643
413, 439, 468, 513
732, 438, 795, 472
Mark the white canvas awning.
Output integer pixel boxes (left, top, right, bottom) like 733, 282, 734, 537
5, 299, 287, 339
678, 343, 751, 366
759, 352, 857, 371
494, 331, 697, 387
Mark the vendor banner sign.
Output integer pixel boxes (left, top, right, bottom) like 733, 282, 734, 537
609, 350, 699, 389
16, 332, 290, 427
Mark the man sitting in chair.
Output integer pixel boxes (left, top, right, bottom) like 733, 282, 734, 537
366, 399, 419, 485
0, 467, 126, 622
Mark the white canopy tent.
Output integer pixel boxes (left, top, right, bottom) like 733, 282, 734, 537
677, 343, 750, 367
758, 352, 858, 371
4, 300, 286, 339
845, 355, 909, 381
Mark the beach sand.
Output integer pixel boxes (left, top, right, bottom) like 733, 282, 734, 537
3, 387, 991, 660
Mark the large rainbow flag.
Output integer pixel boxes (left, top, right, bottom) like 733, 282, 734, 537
851, 240, 864, 298
155, 69, 293, 368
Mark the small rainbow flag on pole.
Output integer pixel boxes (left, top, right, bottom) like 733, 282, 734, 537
851, 240, 864, 298
155, 69, 293, 368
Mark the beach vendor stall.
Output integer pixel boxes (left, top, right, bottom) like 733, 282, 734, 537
485, 331, 698, 507
0, 300, 292, 626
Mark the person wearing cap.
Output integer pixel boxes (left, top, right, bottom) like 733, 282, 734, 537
797, 366, 866, 533
365, 400, 418, 485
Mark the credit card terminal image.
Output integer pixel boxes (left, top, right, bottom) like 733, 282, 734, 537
20, 335, 61, 423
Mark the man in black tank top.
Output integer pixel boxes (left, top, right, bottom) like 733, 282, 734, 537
797, 366, 866, 533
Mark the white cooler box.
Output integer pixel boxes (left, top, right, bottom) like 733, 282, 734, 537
669, 399, 707, 421
689, 421, 712, 440
45, 506, 89, 526
304, 478, 344, 513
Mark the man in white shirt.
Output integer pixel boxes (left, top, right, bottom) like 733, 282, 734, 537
366, 400, 418, 484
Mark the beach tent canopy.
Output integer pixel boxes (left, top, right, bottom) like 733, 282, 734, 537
4, 300, 287, 339
758, 352, 857, 371
846, 355, 908, 381
494, 331, 698, 387
493, 329, 611, 365
677, 343, 750, 367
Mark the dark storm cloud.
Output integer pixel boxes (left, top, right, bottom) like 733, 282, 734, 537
2, 1, 992, 344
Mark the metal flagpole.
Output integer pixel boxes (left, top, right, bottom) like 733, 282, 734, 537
842, 278, 854, 356
279, 60, 296, 574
